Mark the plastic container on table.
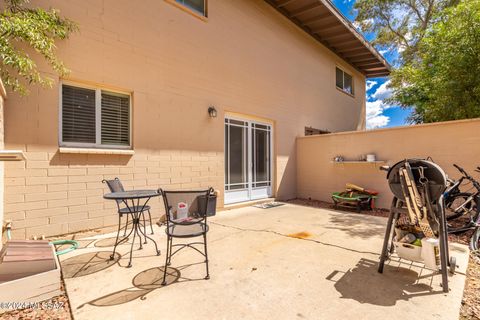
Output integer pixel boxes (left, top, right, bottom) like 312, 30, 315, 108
177, 202, 188, 220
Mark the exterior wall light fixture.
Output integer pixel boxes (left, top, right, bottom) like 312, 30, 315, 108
208, 106, 217, 118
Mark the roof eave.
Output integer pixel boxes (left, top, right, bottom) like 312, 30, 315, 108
264, 0, 391, 77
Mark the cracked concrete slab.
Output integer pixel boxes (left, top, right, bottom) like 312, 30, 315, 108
59, 204, 468, 320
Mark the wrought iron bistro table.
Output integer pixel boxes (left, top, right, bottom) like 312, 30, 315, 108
103, 190, 161, 267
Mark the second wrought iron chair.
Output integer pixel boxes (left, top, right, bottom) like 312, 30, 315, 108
102, 178, 154, 247
159, 188, 213, 285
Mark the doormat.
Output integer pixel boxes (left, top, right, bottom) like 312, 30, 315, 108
253, 202, 285, 209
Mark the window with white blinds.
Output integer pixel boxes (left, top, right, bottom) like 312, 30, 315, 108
60, 84, 131, 148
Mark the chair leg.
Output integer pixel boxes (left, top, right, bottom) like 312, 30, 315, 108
110, 215, 122, 260
123, 214, 129, 237
141, 212, 147, 244
148, 209, 154, 234
203, 233, 210, 280
162, 236, 171, 285
167, 237, 172, 265
127, 217, 139, 268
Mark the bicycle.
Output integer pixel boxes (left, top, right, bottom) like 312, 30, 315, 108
443, 164, 480, 250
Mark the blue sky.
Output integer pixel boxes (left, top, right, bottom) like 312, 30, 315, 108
332, 0, 412, 129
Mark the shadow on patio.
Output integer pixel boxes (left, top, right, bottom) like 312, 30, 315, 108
322, 213, 386, 240
75, 262, 215, 308
58, 204, 468, 320
327, 258, 446, 306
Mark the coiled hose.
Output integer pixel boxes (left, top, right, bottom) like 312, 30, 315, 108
4, 221, 78, 255
49, 240, 79, 256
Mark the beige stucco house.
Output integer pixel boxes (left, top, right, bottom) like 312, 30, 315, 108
2, 0, 389, 239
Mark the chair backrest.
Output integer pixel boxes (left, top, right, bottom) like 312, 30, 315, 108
102, 178, 125, 208
159, 188, 213, 224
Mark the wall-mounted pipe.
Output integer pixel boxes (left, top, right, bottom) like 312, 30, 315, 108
4, 220, 12, 240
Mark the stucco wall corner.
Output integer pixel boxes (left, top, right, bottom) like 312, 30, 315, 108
0, 78, 6, 249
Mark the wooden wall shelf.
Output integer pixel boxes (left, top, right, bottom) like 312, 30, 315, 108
331, 160, 387, 164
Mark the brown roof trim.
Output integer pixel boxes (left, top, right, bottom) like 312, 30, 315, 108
265, 0, 391, 78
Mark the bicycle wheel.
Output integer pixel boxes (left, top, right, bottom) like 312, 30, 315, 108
470, 227, 480, 251
445, 192, 475, 221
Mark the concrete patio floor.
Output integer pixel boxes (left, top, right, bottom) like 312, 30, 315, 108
59, 203, 469, 320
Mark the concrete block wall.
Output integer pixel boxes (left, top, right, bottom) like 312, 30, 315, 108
297, 118, 480, 209
5, 150, 222, 239
4, 0, 367, 238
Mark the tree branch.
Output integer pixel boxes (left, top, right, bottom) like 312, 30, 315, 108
379, 11, 412, 50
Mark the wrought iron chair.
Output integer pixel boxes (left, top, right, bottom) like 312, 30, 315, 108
159, 188, 213, 285
102, 178, 154, 241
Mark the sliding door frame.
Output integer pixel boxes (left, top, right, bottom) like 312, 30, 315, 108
224, 115, 274, 205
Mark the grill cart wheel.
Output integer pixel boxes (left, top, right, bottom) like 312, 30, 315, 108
449, 256, 456, 274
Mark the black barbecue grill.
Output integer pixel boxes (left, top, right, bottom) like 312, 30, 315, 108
378, 159, 456, 293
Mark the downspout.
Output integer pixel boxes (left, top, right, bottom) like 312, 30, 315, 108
4, 220, 11, 240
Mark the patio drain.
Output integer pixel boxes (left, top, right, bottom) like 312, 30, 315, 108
287, 232, 311, 239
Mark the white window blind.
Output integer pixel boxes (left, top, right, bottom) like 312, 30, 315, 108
62, 85, 96, 144
60, 84, 131, 148
101, 92, 130, 146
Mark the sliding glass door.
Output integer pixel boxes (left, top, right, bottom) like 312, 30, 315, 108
225, 117, 272, 204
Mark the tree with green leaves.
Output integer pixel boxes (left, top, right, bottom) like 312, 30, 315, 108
0, 0, 76, 95
354, 0, 459, 63
389, 0, 480, 123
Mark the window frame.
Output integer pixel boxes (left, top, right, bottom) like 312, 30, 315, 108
165, 0, 208, 21
59, 81, 133, 150
335, 66, 355, 96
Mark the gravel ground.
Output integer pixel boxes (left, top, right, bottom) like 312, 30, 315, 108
1, 281, 72, 320
460, 253, 480, 320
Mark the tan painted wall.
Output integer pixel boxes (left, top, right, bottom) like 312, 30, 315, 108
4, 0, 366, 238
297, 118, 480, 209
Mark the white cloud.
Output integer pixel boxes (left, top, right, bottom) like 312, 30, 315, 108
366, 100, 391, 129
367, 114, 390, 129
379, 48, 389, 56
371, 80, 392, 101
364, 18, 374, 26
366, 80, 377, 91
366, 80, 395, 129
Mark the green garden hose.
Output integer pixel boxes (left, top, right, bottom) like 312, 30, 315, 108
49, 239, 79, 256
3, 224, 78, 256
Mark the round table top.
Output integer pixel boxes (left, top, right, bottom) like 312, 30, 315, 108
103, 189, 160, 200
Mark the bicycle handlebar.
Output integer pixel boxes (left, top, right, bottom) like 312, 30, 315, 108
453, 163, 467, 175
453, 164, 480, 191
453, 164, 474, 181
